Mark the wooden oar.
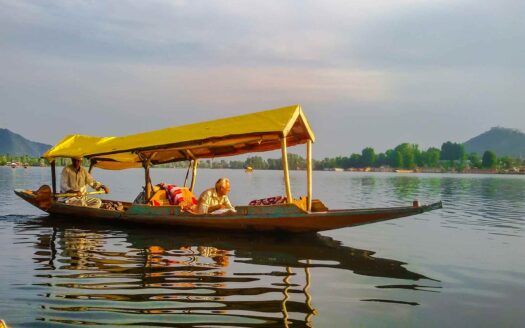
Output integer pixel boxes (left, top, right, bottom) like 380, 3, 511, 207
55, 190, 107, 198
34, 185, 53, 210
32, 185, 107, 211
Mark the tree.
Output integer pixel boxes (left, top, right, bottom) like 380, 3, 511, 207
468, 152, 481, 169
385, 149, 396, 167
395, 143, 417, 169
334, 156, 349, 168
440, 142, 465, 161
481, 151, 497, 169
317, 157, 336, 169
312, 159, 323, 170
229, 160, 245, 169
361, 147, 376, 167
498, 156, 515, 170
245, 156, 267, 170
267, 158, 282, 170
348, 153, 361, 167
420, 147, 440, 167
393, 150, 404, 168
375, 153, 387, 167
287, 153, 306, 170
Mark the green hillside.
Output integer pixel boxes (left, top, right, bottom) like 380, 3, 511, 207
464, 127, 525, 158
0, 128, 51, 157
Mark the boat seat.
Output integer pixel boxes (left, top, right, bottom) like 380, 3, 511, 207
290, 197, 329, 212
292, 196, 308, 211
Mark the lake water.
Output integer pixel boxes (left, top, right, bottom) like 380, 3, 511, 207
1, 166, 524, 327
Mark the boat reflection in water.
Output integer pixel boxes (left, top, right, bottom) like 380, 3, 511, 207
23, 218, 437, 327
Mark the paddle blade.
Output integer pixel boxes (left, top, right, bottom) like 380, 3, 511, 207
35, 185, 53, 210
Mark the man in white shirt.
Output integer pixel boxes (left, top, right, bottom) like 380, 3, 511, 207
197, 177, 236, 214
60, 157, 109, 208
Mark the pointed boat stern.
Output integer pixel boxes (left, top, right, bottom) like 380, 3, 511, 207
14, 187, 53, 212
419, 201, 443, 212
301, 200, 444, 232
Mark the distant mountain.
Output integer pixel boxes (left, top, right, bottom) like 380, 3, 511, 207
0, 128, 52, 157
464, 127, 525, 158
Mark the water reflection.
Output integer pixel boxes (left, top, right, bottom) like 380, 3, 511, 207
437, 177, 525, 232
4, 168, 525, 327
13, 217, 436, 327
389, 176, 422, 199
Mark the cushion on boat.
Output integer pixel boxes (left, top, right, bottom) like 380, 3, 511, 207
148, 189, 170, 206
157, 183, 197, 207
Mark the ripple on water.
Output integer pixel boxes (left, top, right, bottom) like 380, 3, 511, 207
0, 216, 442, 327
1, 169, 525, 327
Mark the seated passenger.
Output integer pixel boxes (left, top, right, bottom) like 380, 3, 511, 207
197, 178, 236, 214
60, 156, 109, 208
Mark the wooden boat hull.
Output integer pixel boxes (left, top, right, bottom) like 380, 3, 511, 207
14, 189, 442, 233
123, 203, 443, 232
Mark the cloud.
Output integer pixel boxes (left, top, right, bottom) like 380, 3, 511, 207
349, 0, 525, 70
0, 0, 441, 67
0, 0, 523, 157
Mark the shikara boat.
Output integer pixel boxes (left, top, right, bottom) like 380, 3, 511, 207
15, 105, 442, 232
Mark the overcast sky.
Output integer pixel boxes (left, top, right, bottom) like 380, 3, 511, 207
0, 0, 523, 158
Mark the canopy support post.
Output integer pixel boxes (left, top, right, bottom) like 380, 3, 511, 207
281, 137, 293, 203
143, 158, 152, 200
190, 159, 198, 193
306, 140, 313, 212
183, 160, 191, 187
88, 160, 95, 174
51, 161, 57, 196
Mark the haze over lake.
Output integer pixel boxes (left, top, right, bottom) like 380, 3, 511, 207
1, 167, 524, 327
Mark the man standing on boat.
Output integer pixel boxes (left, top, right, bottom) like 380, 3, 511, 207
60, 157, 109, 208
197, 177, 236, 214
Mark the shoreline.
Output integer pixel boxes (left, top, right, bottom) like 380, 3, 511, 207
4, 165, 524, 176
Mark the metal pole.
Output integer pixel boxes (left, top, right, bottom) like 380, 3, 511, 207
281, 137, 293, 203
306, 140, 313, 211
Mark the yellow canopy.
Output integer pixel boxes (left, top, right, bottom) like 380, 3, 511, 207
43, 105, 315, 170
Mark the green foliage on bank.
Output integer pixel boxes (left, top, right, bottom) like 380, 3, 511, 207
311, 142, 523, 171
156, 142, 523, 171
2, 141, 524, 172
0, 154, 46, 166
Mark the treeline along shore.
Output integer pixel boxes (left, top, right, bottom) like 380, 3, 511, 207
2, 141, 524, 174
